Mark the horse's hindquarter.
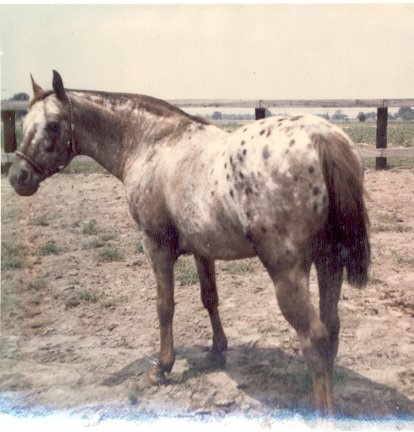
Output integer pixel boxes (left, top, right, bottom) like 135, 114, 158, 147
212, 117, 330, 259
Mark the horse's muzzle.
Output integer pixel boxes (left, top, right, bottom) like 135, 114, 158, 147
8, 161, 40, 196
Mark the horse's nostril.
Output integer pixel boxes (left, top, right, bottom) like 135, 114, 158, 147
19, 169, 29, 183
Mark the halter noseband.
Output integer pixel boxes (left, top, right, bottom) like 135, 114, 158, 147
15, 95, 77, 176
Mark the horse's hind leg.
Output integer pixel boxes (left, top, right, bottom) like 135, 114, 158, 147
194, 255, 228, 363
262, 254, 334, 415
314, 253, 344, 384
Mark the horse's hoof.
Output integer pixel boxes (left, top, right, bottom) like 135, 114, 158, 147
147, 365, 166, 385
206, 349, 226, 368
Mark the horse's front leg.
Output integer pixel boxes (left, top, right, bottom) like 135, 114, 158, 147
194, 255, 228, 365
144, 236, 176, 385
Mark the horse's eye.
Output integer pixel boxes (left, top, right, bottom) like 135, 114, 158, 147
46, 121, 61, 138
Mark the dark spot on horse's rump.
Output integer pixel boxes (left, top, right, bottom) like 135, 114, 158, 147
189, 136, 192, 140
260, 120, 266, 125
243, 128, 247, 132
291, 115, 303, 121
241, 140, 246, 146
198, 125, 205, 130
262, 145, 270, 160
313, 186, 320, 195
261, 226, 267, 233
239, 172, 244, 179
289, 139, 295, 147
260, 129, 265, 135
229, 189, 234, 198
246, 211, 251, 219
226, 174, 230, 180
242, 149, 247, 156
246, 230, 253, 241
245, 186, 252, 195
294, 175, 299, 182
210, 168, 214, 176
224, 163, 227, 168
266, 128, 272, 137
322, 194, 327, 204
237, 154, 244, 162
313, 203, 318, 212
251, 136, 254, 140
308, 166, 315, 174
230, 156, 233, 165
211, 191, 215, 196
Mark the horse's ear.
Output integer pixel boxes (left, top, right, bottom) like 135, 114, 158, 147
52, 70, 67, 101
30, 74, 44, 99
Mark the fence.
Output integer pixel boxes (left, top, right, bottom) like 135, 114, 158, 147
2, 98, 414, 169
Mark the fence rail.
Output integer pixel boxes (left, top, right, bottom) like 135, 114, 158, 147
2, 98, 414, 169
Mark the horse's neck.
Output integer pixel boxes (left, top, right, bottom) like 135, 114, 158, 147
71, 93, 218, 181
72, 95, 132, 180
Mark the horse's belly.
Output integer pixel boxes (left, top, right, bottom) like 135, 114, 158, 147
177, 226, 256, 260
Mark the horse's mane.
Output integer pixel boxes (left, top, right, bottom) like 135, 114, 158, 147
30, 89, 209, 126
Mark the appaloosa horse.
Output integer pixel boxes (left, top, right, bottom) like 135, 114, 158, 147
9, 71, 370, 414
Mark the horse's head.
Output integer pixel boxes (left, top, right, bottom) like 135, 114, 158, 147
9, 70, 76, 196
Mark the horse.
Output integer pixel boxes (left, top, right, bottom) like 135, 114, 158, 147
9, 70, 370, 415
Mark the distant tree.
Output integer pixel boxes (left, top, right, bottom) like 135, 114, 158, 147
397, 107, 414, 121
212, 111, 222, 120
365, 111, 377, 121
357, 112, 366, 122
331, 110, 348, 122
10, 92, 29, 101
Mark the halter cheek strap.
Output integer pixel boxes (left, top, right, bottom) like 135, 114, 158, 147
15, 95, 77, 176
15, 150, 44, 174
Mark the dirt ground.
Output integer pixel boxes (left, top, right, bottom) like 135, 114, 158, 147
1, 166, 414, 420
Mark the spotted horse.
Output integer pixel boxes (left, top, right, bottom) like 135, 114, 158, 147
9, 71, 370, 415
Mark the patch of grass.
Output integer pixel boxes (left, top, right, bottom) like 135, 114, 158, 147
128, 384, 140, 405
1, 241, 27, 270
372, 212, 411, 233
100, 233, 115, 242
135, 239, 144, 254
82, 239, 106, 250
28, 278, 48, 291
82, 219, 99, 235
32, 214, 49, 226
175, 258, 199, 286
394, 254, 414, 265
38, 240, 61, 256
97, 246, 124, 263
61, 159, 108, 175
76, 287, 100, 303
222, 259, 257, 275
101, 295, 129, 309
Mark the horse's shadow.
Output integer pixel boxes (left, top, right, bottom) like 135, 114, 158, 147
102, 344, 414, 418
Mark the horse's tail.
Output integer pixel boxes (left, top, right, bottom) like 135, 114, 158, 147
314, 130, 370, 287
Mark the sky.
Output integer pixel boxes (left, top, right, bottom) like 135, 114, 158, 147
1, 3, 414, 102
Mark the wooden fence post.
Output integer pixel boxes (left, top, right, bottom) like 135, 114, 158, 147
376, 107, 388, 170
255, 108, 266, 120
1, 110, 17, 153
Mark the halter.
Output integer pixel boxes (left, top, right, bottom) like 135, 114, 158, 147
15, 94, 77, 176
